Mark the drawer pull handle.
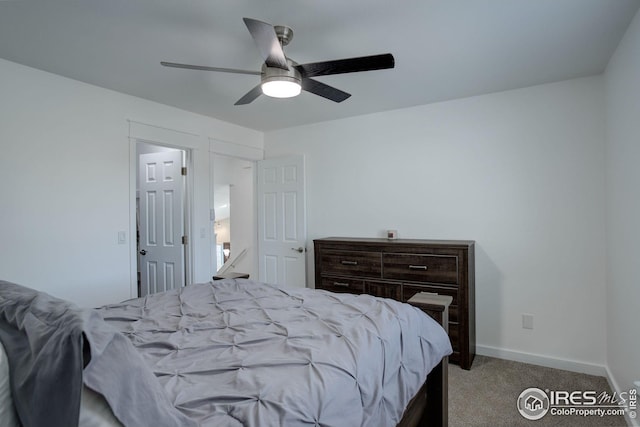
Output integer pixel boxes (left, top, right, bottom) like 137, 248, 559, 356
333, 282, 350, 287
408, 265, 428, 271
341, 260, 358, 266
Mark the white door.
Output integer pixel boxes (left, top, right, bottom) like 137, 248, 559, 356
257, 156, 306, 288
139, 150, 185, 296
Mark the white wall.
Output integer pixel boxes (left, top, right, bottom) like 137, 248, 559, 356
604, 7, 640, 409
215, 218, 231, 243
0, 58, 262, 308
265, 76, 607, 370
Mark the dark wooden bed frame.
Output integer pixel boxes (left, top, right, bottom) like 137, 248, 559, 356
397, 294, 452, 427
397, 359, 448, 427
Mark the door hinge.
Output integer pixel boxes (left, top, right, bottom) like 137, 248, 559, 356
182, 235, 188, 245
181, 167, 187, 176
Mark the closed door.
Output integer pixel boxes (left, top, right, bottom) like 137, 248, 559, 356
138, 150, 185, 295
257, 156, 306, 287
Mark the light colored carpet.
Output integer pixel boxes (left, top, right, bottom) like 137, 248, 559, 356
448, 356, 628, 427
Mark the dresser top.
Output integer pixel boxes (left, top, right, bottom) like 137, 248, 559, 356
314, 237, 475, 248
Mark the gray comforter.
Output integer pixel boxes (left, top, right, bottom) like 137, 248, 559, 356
0, 279, 451, 427
98, 280, 452, 427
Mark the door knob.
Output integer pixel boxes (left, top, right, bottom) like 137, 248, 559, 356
291, 247, 304, 253
139, 249, 147, 255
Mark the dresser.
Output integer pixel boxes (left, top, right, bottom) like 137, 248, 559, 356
313, 237, 475, 369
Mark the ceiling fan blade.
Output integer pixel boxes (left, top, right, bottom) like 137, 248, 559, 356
295, 53, 394, 78
243, 18, 289, 70
234, 84, 263, 105
161, 62, 262, 75
301, 78, 351, 103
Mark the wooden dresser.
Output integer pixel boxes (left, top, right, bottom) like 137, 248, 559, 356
313, 237, 475, 369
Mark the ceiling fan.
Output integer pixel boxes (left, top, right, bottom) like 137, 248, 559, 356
161, 18, 395, 105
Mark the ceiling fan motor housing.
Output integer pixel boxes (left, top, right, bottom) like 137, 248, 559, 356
274, 25, 294, 46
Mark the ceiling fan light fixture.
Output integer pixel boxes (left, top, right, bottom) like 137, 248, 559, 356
261, 77, 301, 98
260, 59, 302, 99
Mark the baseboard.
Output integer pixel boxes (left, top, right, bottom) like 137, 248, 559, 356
476, 345, 606, 376
605, 365, 639, 427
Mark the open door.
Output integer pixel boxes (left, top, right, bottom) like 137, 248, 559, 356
257, 156, 307, 288
138, 150, 185, 296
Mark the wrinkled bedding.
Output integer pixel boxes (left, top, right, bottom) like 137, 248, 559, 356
97, 279, 452, 427
0, 279, 451, 427
0, 280, 195, 427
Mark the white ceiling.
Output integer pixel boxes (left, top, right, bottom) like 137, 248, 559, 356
0, 0, 638, 131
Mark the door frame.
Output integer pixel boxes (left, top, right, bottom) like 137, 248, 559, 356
129, 138, 194, 298
209, 137, 264, 280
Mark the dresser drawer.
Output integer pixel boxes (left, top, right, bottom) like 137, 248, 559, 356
319, 278, 365, 294
366, 281, 402, 300
383, 253, 458, 284
448, 305, 458, 323
320, 250, 382, 278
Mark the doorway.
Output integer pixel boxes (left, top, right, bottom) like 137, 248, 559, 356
212, 154, 255, 278
136, 142, 190, 297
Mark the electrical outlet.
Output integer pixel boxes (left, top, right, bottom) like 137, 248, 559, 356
522, 314, 534, 330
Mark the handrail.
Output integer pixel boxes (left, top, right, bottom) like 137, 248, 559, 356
217, 247, 248, 275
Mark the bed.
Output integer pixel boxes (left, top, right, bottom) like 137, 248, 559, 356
0, 279, 452, 427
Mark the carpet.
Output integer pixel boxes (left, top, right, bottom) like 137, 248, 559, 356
448, 356, 628, 427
